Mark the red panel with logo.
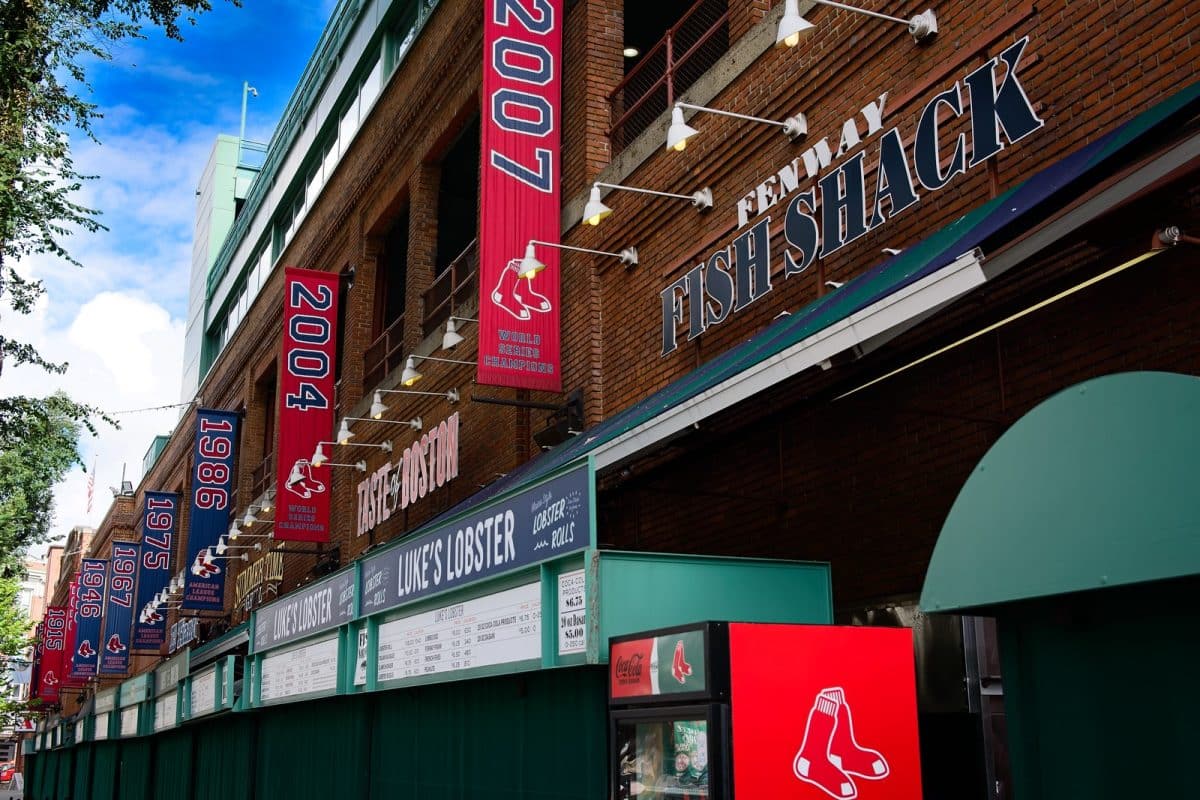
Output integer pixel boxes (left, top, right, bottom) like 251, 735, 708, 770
477, 0, 563, 390
610, 637, 656, 699
37, 606, 68, 703
276, 267, 340, 542
729, 623, 922, 800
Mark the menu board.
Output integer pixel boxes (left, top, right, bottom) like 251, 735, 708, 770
376, 582, 541, 684
557, 569, 586, 656
258, 635, 340, 703
190, 668, 217, 718
93, 712, 109, 741
120, 706, 138, 737
154, 693, 176, 731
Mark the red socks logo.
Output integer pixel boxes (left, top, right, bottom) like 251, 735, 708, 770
286, 458, 326, 499
491, 259, 553, 321
793, 687, 889, 799
671, 640, 693, 684
77, 639, 96, 659
106, 634, 126, 654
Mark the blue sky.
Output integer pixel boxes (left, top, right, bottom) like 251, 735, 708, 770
11, 0, 337, 548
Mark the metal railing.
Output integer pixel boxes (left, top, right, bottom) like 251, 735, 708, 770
422, 238, 478, 337
364, 312, 407, 390
609, 0, 730, 148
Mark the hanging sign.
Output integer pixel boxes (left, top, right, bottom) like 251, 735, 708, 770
235, 550, 285, 611
276, 267, 340, 543
356, 412, 460, 537
72, 558, 107, 677
659, 37, 1044, 355
38, 608, 68, 703
29, 622, 43, 703
169, 617, 199, 654
183, 408, 239, 609
134, 491, 177, 649
360, 462, 591, 616
477, 0, 563, 391
64, 578, 79, 676
99, 542, 138, 673
251, 569, 355, 653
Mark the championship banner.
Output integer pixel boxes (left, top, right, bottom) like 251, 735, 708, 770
275, 267, 339, 542
38, 607, 68, 703
29, 622, 43, 703
99, 542, 138, 673
72, 559, 106, 677
64, 578, 78, 676
134, 491, 177, 649
478, 0, 563, 391
183, 408, 239, 609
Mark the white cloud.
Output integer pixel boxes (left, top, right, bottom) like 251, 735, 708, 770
8, 291, 186, 555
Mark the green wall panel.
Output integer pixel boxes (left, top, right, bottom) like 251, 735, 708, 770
119, 739, 153, 800
193, 714, 255, 800
55, 745, 72, 798
90, 742, 119, 800
597, 552, 832, 646
72, 744, 93, 800
152, 728, 194, 800
254, 695, 370, 800
25, 754, 39, 800
369, 667, 606, 800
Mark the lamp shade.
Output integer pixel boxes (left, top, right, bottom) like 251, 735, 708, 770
260, 490, 274, 514
582, 185, 613, 226
370, 391, 388, 419
401, 356, 422, 386
776, 0, 814, 47
336, 418, 355, 444
242, 506, 258, 527
311, 442, 327, 468
519, 242, 546, 279
442, 319, 465, 350
666, 105, 700, 151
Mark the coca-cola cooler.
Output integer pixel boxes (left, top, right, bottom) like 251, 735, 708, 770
609, 621, 923, 800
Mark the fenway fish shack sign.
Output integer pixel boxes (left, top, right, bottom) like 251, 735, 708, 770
660, 37, 1044, 355
356, 412, 460, 537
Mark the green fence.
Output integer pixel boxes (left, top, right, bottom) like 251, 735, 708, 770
24, 666, 606, 800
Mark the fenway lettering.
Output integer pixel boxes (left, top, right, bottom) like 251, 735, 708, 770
660, 38, 1043, 355
356, 413, 459, 537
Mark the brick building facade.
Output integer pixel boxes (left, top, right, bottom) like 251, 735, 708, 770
29, 0, 1200, 797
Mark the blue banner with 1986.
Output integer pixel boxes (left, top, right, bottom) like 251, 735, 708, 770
183, 408, 239, 610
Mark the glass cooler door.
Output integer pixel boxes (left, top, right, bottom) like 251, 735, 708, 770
612, 704, 727, 800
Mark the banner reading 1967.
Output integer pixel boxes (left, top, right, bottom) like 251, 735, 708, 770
134, 491, 177, 649
72, 558, 106, 677
184, 408, 239, 610
99, 542, 138, 673
276, 267, 339, 542
478, 0, 563, 391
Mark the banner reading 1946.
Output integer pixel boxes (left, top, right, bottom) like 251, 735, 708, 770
73, 558, 106, 677
184, 408, 239, 610
276, 267, 340, 542
478, 0, 563, 391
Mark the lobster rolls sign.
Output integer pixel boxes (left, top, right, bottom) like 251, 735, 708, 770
276, 267, 340, 542
184, 408, 239, 610
478, 0, 563, 391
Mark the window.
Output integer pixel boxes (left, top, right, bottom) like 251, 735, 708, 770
611, 0, 730, 146
365, 209, 410, 389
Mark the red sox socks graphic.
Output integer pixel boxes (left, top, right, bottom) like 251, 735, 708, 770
672, 639, 693, 684
192, 548, 222, 578
106, 634, 126, 654
77, 639, 96, 659
793, 687, 890, 799
491, 259, 553, 321
43, 671, 59, 686
285, 458, 326, 499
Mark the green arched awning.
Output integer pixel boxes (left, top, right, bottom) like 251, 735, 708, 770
921, 371, 1200, 613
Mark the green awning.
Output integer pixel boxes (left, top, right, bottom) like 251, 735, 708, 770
921, 372, 1200, 613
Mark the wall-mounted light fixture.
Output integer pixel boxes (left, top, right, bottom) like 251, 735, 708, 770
335, 417, 420, 445
519, 240, 638, 279
401, 355, 476, 387
369, 388, 461, 420
667, 101, 807, 152
441, 317, 477, 350
215, 536, 262, 556
777, 0, 937, 47
582, 181, 713, 226
312, 437, 392, 466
